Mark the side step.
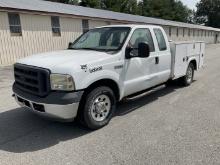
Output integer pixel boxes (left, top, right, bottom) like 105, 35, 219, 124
123, 84, 165, 102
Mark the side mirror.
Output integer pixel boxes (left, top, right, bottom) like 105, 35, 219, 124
68, 42, 73, 49
125, 47, 133, 59
138, 42, 150, 58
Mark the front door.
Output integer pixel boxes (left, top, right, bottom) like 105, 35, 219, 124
123, 28, 158, 96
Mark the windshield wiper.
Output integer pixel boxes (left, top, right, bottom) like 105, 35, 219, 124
80, 48, 98, 50
69, 47, 118, 52
68, 48, 95, 50
68, 47, 76, 50
78, 48, 108, 52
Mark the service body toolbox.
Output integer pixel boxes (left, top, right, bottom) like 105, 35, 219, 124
170, 41, 205, 79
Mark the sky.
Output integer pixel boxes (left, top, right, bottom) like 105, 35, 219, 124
181, 0, 200, 10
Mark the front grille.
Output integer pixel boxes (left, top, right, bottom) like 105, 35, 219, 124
14, 63, 50, 97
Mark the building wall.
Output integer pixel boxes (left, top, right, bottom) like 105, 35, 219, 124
162, 25, 217, 44
0, 11, 219, 65
216, 32, 220, 43
0, 12, 25, 65
0, 11, 109, 65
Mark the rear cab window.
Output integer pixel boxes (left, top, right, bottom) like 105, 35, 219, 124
153, 28, 167, 51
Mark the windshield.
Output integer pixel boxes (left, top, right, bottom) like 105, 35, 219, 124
70, 27, 131, 52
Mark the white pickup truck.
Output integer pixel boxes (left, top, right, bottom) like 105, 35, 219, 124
13, 25, 205, 129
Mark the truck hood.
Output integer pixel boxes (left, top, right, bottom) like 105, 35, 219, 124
18, 50, 112, 70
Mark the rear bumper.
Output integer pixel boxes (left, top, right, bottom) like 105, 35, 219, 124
13, 83, 84, 121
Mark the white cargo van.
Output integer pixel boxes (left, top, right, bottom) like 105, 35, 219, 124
13, 25, 205, 129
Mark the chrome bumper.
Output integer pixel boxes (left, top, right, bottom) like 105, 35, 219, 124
14, 94, 79, 121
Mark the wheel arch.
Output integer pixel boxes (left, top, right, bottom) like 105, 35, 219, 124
82, 79, 120, 102
189, 59, 198, 71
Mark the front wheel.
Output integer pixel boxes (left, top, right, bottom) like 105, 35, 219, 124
181, 63, 194, 86
78, 86, 116, 130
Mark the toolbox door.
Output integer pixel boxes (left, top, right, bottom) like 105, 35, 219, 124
173, 43, 188, 79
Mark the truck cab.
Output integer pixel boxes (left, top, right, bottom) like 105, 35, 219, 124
13, 25, 204, 129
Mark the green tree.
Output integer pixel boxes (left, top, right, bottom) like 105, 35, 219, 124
100, 0, 138, 14
138, 0, 192, 23
80, 0, 101, 8
45, 0, 193, 23
46, 0, 78, 5
173, 0, 192, 23
196, 0, 220, 28
101, 0, 121, 12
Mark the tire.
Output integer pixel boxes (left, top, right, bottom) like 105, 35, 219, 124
78, 86, 116, 130
181, 63, 194, 86
165, 79, 173, 87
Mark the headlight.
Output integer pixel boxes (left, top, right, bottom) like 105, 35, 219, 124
50, 74, 75, 91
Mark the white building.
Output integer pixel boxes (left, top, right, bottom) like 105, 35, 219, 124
0, 0, 219, 65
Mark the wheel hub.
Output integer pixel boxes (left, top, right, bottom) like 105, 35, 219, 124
91, 94, 111, 122
187, 67, 193, 82
95, 102, 106, 114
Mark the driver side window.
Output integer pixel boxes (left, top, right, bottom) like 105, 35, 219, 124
129, 28, 155, 56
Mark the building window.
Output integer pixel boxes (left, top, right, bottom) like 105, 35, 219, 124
188, 29, 190, 37
8, 13, 22, 36
51, 16, 61, 36
169, 27, 172, 37
82, 19, 89, 33
193, 29, 195, 37
176, 28, 179, 37
183, 28, 185, 37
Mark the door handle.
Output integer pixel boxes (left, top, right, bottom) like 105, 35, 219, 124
155, 57, 159, 64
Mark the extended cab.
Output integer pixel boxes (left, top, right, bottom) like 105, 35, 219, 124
13, 25, 205, 129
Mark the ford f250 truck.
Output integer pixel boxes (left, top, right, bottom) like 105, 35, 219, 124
13, 25, 205, 129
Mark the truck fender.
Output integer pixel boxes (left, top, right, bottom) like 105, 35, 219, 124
187, 57, 198, 70
79, 70, 123, 100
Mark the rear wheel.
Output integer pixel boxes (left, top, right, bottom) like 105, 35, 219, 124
181, 63, 194, 86
78, 86, 116, 130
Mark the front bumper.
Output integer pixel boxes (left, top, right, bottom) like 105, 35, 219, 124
13, 84, 84, 121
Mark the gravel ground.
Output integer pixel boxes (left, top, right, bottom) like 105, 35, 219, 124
0, 44, 220, 165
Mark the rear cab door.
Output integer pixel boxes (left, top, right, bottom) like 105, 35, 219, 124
151, 27, 172, 84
